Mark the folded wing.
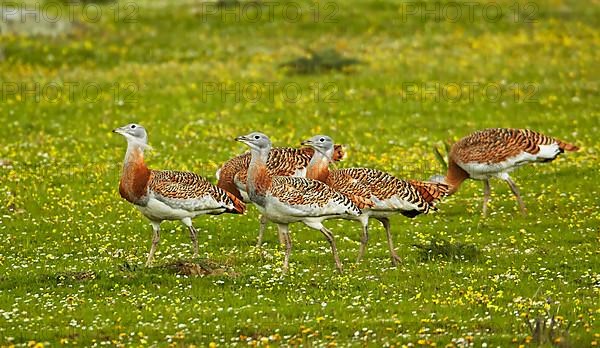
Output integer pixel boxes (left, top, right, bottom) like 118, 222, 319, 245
150, 170, 245, 214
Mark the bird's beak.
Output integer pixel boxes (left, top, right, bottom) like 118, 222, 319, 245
113, 127, 125, 134
235, 135, 247, 142
301, 139, 313, 146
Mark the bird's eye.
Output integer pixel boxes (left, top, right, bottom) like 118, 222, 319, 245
130, 125, 136, 129
319, 138, 325, 142
254, 135, 260, 140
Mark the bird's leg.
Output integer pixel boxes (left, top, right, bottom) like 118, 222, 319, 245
188, 226, 199, 258
277, 224, 291, 273
283, 231, 292, 273
277, 226, 286, 246
482, 179, 491, 217
505, 176, 527, 216
181, 218, 198, 258
319, 226, 343, 273
377, 217, 401, 266
256, 214, 268, 247
357, 222, 369, 263
146, 221, 161, 267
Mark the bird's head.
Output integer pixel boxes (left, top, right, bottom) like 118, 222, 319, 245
235, 132, 272, 152
113, 123, 148, 146
301, 135, 335, 158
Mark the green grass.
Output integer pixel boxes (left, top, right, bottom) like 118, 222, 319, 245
0, 0, 598, 346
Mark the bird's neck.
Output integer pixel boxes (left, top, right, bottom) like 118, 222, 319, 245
306, 149, 331, 183
445, 157, 469, 195
119, 142, 151, 204
247, 147, 272, 199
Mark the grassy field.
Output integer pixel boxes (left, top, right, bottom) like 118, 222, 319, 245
0, 0, 598, 346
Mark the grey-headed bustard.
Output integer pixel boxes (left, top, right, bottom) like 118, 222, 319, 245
216, 144, 345, 246
235, 132, 360, 273
114, 123, 245, 266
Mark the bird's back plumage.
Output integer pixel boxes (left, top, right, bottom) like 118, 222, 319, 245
331, 168, 447, 216
217, 146, 345, 201
408, 180, 450, 204
323, 170, 375, 209
451, 128, 579, 165
149, 170, 245, 214
268, 176, 361, 217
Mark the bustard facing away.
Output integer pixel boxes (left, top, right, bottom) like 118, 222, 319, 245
432, 128, 579, 216
113, 123, 245, 266
302, 135, 449, 265
235, 132, 360, 273
216, 145, 345, 246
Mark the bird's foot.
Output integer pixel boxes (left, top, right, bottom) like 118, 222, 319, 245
390, 253, 402, 266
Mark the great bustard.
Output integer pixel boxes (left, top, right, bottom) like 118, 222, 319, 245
235, 132, 360, 273
432, 128, 579, 216
113, 123, 245, 266
216, 145, 345, 246
302, 135, 449, 265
